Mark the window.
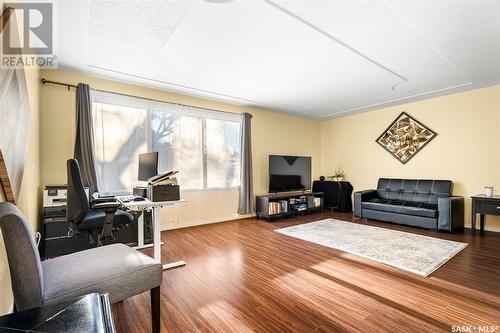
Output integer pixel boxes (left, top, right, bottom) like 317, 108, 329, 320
92, 90, 241, 195
205, 119, 241, 188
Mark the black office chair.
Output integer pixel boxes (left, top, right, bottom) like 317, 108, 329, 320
66, 159, 134, 246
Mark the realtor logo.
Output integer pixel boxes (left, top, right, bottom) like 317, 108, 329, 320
1, 2, 56, 68
3, 3, 53, 54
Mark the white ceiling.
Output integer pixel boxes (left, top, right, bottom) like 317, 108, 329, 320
56, 0, 500, 119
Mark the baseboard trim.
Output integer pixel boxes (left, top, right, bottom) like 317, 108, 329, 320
162, 214, 253, 231
466, 225, 500, 233
161, 214, 500, 233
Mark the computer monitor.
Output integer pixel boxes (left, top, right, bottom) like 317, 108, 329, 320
138, 152, 158, 181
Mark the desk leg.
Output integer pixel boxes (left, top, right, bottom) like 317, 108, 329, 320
133, 210, 164, 250
152, 206, 185, 270
480, 214, 485, 232
138, 211, 144, 247
153, 207, 161, 263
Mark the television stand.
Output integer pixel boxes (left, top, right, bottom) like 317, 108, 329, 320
256, 192, 324, 221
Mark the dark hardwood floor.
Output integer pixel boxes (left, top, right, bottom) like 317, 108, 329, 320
112, 212, 500, 333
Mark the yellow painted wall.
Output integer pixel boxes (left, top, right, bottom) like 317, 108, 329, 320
17, 69, 42, 226
0, 67, 41, 314
321, 85, 500, 232
1, 1, 42, 313
1, 68, 496, 317
38, 71, 500, 232
39, 69, 322, 228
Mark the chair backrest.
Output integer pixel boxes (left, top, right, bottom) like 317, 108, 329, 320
376, 178, 452, 204
66, 159, 90, 225
0, 202, 44, 311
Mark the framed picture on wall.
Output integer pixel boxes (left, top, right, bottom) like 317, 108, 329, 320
0, 8, 32, 203
376, 112, 437, 165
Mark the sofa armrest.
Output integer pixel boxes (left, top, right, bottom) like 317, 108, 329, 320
354, 189, 377, 217
438, 196, 464, 232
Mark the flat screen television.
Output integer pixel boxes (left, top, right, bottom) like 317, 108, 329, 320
269, 155, 311, 193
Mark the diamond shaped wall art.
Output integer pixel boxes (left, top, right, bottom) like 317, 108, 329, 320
376, 112, 437, 164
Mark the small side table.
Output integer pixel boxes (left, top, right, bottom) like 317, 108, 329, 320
312, 181, 353, 212
471, 194, 500, 234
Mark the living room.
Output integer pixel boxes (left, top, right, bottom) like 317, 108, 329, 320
0, 0, 499, 332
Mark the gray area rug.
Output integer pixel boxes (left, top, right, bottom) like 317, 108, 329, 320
276, 219, 467, 276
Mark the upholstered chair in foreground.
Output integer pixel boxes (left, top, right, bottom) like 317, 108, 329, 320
0, 202, 163, 333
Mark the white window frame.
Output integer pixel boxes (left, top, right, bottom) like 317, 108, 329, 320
91, 90, 242, 194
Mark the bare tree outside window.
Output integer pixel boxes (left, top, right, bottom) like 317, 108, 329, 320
92, 91, 241, 195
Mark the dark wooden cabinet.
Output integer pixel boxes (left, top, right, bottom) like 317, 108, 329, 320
312, 181, 353, 212
40, 207, 144, 259
471, 194, 500, 234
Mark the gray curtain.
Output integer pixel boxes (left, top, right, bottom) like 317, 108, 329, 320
74, 83, 99, 194
238, 113, 254, 214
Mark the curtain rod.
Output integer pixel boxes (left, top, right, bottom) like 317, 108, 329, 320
41, 78, 77, 90
40, 78, 252, 118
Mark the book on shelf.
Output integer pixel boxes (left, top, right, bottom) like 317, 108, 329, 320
313, 197, 321, 207
268, 200, 291, 215
280, 200, 288, 213
290, 196, 307, 205
268, 202, 280, 215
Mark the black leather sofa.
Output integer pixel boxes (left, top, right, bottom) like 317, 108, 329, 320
354, 178, 464, 232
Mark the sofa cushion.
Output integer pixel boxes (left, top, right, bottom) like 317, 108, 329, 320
42, 244, 162, 304
376, 178, 452, 204
362, 198, 438, 218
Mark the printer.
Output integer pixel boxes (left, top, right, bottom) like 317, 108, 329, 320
147, 171, 180, 202
43, 185, 90, 207
43, 185, 68, 207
